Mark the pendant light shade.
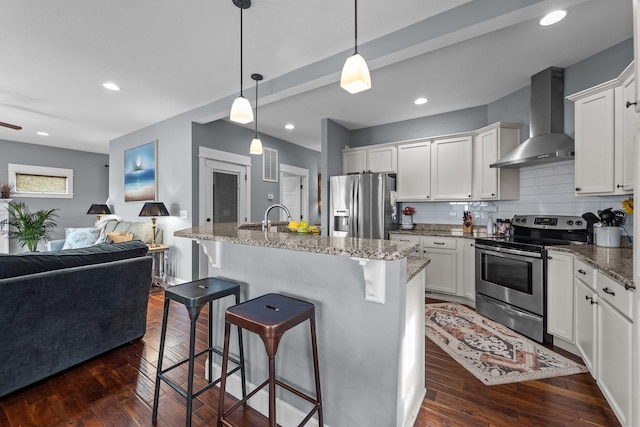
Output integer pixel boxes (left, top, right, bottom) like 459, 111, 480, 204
230, 1, 254, 124
341, 0, 371, 94
250, 73, 263, 155
341, 53, 371, 94
230, 96, 253, 124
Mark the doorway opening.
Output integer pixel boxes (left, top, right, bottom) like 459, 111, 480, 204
279, 164, 309, 222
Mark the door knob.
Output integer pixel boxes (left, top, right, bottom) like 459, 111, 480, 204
206, 218, 211, 222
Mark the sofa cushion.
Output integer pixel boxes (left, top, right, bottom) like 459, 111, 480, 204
105, 231, 134, 243
62, 227, 100, 249
0, 241, 149, 279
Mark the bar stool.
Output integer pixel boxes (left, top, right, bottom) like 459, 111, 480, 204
218, 293, 323, 427
152, 277, 247, 427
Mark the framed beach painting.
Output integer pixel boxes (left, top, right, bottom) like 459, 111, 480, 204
124, 140, 157, 202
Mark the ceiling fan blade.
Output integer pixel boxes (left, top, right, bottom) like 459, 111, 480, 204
0, 121, 22, 130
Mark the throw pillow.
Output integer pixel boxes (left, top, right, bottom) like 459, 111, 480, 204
105, 231, 134, 243
61, 227, 101, 249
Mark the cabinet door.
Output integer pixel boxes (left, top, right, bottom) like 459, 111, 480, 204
342, 150, 366, 174
546, 252, 574, 342
397, 141, 431, 201
423, 247, 457, 295
462, 239, 476, 301
574, 279, 597, 375
574, 89, 615, 194
367, 145, 397, 173
431, 136, 473, 200
475, 129, 499, 199
618, 74, 637, 192
598, 298, 633, 426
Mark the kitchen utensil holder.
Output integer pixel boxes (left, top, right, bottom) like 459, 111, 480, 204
463, 221, 472, 233
595, 227, 621, 248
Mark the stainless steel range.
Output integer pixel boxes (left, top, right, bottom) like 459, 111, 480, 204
475, 215, 589, 343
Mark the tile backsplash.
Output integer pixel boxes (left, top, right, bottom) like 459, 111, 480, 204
399, 160, 633, 236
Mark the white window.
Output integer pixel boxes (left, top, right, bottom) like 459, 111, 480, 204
8, 163, 74, 198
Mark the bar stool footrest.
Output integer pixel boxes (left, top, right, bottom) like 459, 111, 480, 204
221, 378, 320, 426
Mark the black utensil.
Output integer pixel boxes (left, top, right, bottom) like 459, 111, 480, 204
599, 208, 615, 226
582, 212, 600, 226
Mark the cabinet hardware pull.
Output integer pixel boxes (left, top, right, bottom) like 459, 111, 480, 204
617, 184, 623, 188
590, 299, 597, 305
578, 269, 586, 275
491, 193, 496, 196
602, 287, 616, 296
575, 187, 581, 191
626, 101, 637, 108
585, 295, 590, 301
434, 242, 445, 245
547, 255, 553, 259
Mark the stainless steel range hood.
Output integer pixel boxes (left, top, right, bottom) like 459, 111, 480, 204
491, 67, 574, 168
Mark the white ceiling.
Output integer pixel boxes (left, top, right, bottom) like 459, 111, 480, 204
0, 0, 633, 154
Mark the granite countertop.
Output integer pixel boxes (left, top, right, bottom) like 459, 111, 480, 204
175, 223, 418, 261
548, 245, 634, 289
407, 256, 431, 282
390, 223, 489, 239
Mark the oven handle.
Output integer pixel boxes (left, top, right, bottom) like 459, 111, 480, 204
475, 243, 543, 259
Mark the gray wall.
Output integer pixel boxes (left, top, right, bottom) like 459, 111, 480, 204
193, 120, 322, 225
0, 139, 109, 252
320, 119, 351, 231
349, 106, 488, 147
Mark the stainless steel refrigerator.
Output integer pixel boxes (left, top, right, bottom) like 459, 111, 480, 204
330, 173, 398, 239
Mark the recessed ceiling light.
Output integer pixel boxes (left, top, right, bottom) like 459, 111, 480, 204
285, 123, 295, 130
540, 10, 567, 26
37, 131, 49, 136
103, 82, 121, 91
414, 97, 428, 105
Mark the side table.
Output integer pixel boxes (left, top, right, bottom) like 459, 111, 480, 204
147, 244, 170, 287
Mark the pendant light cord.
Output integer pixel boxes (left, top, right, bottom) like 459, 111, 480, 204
354, 0, 358, 54
254, 79, 258, 137
240, 8, 244, 96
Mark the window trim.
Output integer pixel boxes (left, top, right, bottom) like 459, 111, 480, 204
8, 163, 74, 199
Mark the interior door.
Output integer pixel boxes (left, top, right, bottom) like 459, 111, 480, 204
208, 171, 238, 223
281, 175, 302, 221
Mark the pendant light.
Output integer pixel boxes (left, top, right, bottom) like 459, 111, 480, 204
230, 0, 254, 124
340, 0, 371, 94
249, 73, 263, 155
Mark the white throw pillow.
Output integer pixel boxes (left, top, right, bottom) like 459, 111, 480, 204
61, 227, 100, 249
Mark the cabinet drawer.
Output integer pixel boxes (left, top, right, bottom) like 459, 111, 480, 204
596, 271, 633, 320
422, 236, 457, 250
574, 258, 595, 289
389, 234, 421, 256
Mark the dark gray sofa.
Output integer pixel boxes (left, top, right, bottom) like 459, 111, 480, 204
0, 241, 152, 398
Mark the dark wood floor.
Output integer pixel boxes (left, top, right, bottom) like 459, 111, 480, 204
0, 289, 620, 426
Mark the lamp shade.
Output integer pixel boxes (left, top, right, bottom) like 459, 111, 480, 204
250, 137, 263, 155
230, 96, 254, 124
87, 204, 112, 215
340, 53, 371, 94
139, 202, 170, 217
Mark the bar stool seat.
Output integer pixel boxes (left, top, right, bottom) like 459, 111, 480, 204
218, 293, 323, 427
152, 277, 247, 427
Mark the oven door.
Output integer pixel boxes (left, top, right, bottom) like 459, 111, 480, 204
475, 243, 545, 315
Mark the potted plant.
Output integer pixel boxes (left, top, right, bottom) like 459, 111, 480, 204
0, 201, 58, 252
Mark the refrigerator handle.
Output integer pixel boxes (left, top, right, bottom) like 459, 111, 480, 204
350, 177, 358, 237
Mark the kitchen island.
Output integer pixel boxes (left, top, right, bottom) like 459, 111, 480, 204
175, 223, 427, 427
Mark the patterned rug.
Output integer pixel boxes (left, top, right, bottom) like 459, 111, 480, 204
425, 303, 588, 386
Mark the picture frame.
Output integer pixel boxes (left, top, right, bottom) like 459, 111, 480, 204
124, 140, 157, 202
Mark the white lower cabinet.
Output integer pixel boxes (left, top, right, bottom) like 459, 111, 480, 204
389, 234, 421, 257
461, 239, 476, 301
422, 237, 458, 295
596, 272, 633, 426
574, 279, 597, 374
546, 252, 574, 342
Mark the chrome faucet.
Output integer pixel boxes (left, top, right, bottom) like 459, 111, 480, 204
263, 204, 292, 231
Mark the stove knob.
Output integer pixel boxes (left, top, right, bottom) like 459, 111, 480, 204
576, 220, 583, 226
521, 218, 527, 224
567, 220, 574, 225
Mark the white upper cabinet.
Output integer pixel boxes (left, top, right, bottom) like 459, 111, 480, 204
342, 145, 397, 174
342, 149, 367, 174
367, 145, 397, 173
397, 140, 432, 201
474, 123, 521, 200
568, 62, 637, 196
431, 135, 473, 200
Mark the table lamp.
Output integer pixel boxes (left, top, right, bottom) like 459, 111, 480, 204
87, 204, 112, 221
139, 202, 169, 248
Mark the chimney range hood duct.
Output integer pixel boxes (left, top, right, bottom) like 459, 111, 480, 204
491, 67, 574, 168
